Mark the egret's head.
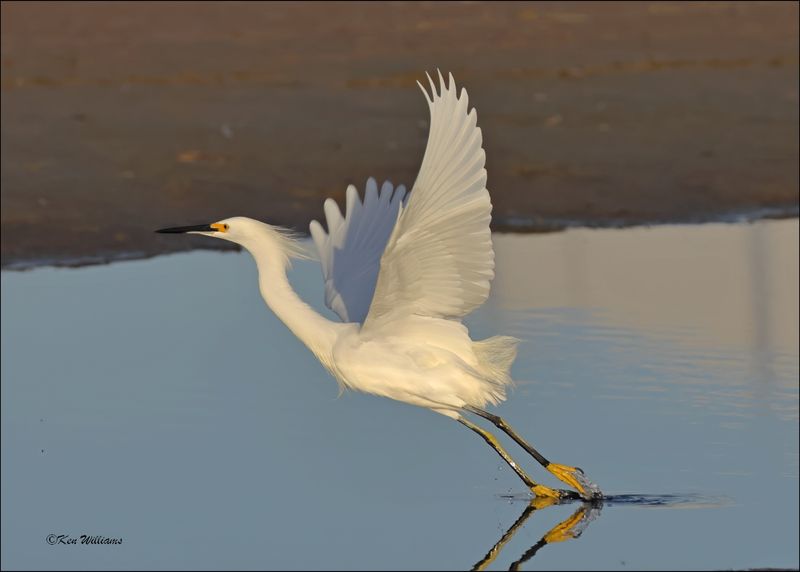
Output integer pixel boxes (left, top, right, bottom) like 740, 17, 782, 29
156, 216, 308, 262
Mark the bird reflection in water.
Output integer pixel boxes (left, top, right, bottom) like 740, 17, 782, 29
472, 497, 602, 571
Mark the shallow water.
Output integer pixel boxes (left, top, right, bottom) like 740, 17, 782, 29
2, 220, 798, 570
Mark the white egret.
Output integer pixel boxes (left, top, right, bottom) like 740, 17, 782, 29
157, 71, 601, 500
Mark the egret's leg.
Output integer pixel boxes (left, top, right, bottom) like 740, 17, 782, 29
465, 405, 602, 499
457, 418, 563, 499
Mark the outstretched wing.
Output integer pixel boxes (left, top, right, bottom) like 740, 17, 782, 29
309, 178, 406, 323
364, 71, 494, 329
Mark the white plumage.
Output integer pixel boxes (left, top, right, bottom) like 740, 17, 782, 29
304, 70, 515, 417
310, 72, 494, 329
309, 178, 407, 324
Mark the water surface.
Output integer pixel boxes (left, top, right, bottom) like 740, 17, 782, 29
2, 220, 798, 570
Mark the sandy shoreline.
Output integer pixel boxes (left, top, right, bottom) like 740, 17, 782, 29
2, 2, 798, 269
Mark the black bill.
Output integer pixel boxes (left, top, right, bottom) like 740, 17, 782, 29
155, 224, 215, 234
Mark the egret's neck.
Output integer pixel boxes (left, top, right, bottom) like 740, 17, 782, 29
248, 240, 341, 367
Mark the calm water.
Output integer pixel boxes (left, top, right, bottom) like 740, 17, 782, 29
2, 220, 798, 570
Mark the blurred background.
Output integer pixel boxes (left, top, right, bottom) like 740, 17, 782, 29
1, 1, 798, 267
2, 3, 799, 570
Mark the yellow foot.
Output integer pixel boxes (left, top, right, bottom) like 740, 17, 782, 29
530, 495, 560, 510
547, 463, 602, 500
531, 484, 562, 499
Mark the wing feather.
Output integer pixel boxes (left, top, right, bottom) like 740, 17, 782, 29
310, 178, 406, 323
364, 72, 494, 328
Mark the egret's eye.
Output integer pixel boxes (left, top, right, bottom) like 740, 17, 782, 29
223, 224, 229, 231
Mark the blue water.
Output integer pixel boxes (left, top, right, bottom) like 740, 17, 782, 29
2, 220, 798, 570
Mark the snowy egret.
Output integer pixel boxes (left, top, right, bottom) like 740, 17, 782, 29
157, 71, 601, 500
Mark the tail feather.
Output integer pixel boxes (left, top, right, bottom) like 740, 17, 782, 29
472, 335, 519, 404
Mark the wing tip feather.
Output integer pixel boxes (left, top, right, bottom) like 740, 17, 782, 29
309, 218, 325, 236
380, 180, 393, 199
426, 71, 437, 99
417, 79, 432, 104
